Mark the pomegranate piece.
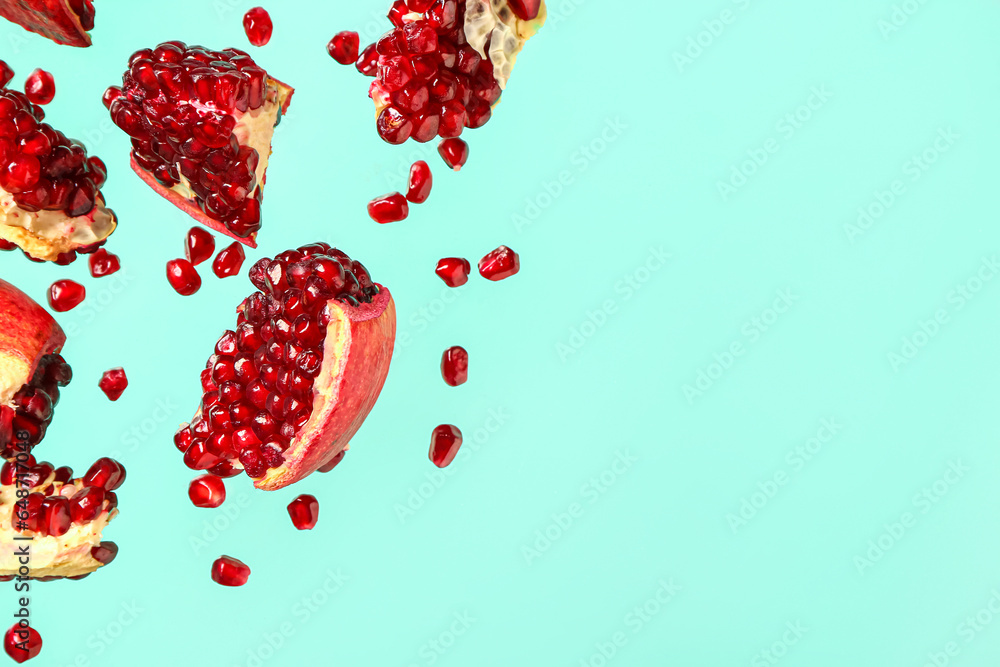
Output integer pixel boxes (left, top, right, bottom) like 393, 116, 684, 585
440, 346, 468, 386
166, 259, 202, 296
106, 42, 294, 247
429, 424, 462, 468
82, 457, 126, 490
356, 44, 379, 76
185, 227, 215, 266
0, 62, 12, 88
287, 494, 319, 530
212, 555, 251, 586
0, 0, 94, 47
4, 624, 42, 663
88, 248, 120, 277
189, 474, 226, 508
317, 449, 345, 473
438, 137, 468, 171
508, 0, 542, 20
243, 7, 273, 47
328, 31, 360, 65
368, 192, 409, 223
98, 367, 128, 401
435, 257, 470, 287
406, 160, 432, 203
478, 245, 519, 281
213, 242, 246, 278
173, 243, 396, 490
47, 279, 85, 312
24, 69, 55, 105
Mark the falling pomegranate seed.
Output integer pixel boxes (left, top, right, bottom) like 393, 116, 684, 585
98, 368, 128, 401
287, 494, 320, 530
243, 7, 273, 47
82, 457, 126, 490
4, 623, 42, 663
430, 424, 462, 468
508, 0, 542, 20
23, 68, 55, 105
47, 280, 85, 312
478, 245, 519, 281
367, 192, 409, 224
166, 259, 202, 296
441, 346, 468, 387
328, 31, 360, 65
0, 61, 13, 88
185, 227, 216, 266
438, 138, 469, 171
406, 161, 433, 204
212, 555, 251, 586
317, 450, 345, 473
189, 475, 226, 508
213, 242, 246, 278
88, 248, 121, 277
435, 257, 470, 287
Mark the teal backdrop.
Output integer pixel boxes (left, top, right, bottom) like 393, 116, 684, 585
2, 0, 1000, 665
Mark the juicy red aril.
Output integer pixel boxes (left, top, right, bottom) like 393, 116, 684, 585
91, 541, 118, 565
24, 69, 55, 105
212, 555, 251, 586
88, 248, 120, 277
213, 242, 246, 278
0, 61, 13, 88
166, 258, 202, 295
189, 475, 226, 508
368, 192, 409, 223
406, 160, 432, 204
328, 32, 360, 65
441, 346, 468, 386
4, 624, 42, 664
435, 257, 470, 287
479, 245, 519, 281
0, 354, 71, 458
430, 424, 462, 468
47, 279, 85, 312
356, 43, 379, 76
39, 496, 71, 536
243, 7, 274, 47
287, 494, 319, 530
317, 450, 345, 473
82, 457, 126, 491
98, 367, 128, 401
1, 155, 40, 193
508, 0, 542, 20
376, 106, 413, 144
69, 486, 106, 523
185, 227, 216, 265
438, 137, 468, 170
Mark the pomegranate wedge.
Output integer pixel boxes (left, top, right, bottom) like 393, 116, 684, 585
174, 243, 396, 490
0, 0, 94, 48
105, 42, 293, 247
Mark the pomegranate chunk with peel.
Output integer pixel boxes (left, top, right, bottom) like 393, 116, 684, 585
4, 624, 42, 663
287, 494, 319, 529
186, 227, 215, 265
88, 248, 120, 277
24, 69, 55, 105
212, 555, 251, 586
430, 424, 462, 468
435, 257, 470, 287
166, 259, 202, 296
438, 138, 468, 171
48, 279, 85, 312
441, 346, 468, 386
189, 475, 226, 508
328, 32, 360, 65
98, 367, 128, 401
479, 245, 519, 281
368, 193, 409, 223
406, 160, 433, 203
243, 7, 273, 47
213, 242, 247, 278
0, 0, 94, 47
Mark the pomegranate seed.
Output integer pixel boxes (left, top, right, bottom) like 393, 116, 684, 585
243, 7, 273, 47
185, 227, 215, 265
328, 32, 360, 65
507, 0, 542, 20
91, 541, 118, 565
287, 494, 319, 530
4, 624, 42, 663
430, 424, 462, 468
478, 245, 519, 281
82, 457, 126, 491
441, 346, 468, 386
212, 555, 251, 586
47, 280, 85, 312
69, 486, 106, 523
376, 107, 413, 144
438, 138, 469, 171
367, 192, 409, 224
98, 368, 128, 401
406, 160, 432, 204
88, 248, 121, 277
102, 85, 122, 110
435, 257, 470, 287
189, 475, 226, 508
39, 496, 71, 536
317, 450, 345, 473
356, 43, 379, 76
0, 61, 13, 88
166, 258, 202, 295
24, 69, 55, 105
212, 242, 246, 278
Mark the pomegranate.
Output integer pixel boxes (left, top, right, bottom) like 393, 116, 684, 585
479, 245, 518, 281
406, 160, 432, 203
0, 0, 95, 47
328, 32, 360, 65
166, 258, 202, 296
243, 7, 273, 47
212, 242, 246, 278
173, 242, 396, 490
185, 227, 215, 265
287, 494, 319, 530
4, 623, 42, 663
368, 192, 409, 223
23, 69, 55, 106
88, 248, 120, 277
438, 137, 468, 170
211, 555, 250, 586
435, 257, 470, 287
47, 279, 85, 312
105, 42, 294, 246
188, 474, 225, 508
429, 424, 462, 467
440, 346, 467, 386
98, 367, 127, 401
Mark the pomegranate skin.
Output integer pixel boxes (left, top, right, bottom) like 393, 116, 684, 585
0, 0, 93, 47
0, 279, 65, 403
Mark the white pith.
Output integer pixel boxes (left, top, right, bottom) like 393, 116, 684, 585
0, 189, 116, 262
464, 0, 546, 89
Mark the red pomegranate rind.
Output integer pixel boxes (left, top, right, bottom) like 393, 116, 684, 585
0, 0, 93, 48
0, 279, 65, 407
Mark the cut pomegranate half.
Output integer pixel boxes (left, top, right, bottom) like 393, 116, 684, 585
173, 243, 396, 490
4, 623, 42, 663
106, 42, 294, 247
0, 0, 94, 47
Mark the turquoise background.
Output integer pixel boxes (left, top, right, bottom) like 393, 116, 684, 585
2, 0, 1000, 665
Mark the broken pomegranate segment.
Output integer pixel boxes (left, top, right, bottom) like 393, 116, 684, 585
328, 31, 360, 64
406, 160, 432, 203
4, 623, 42, 663
166, 258, 202, 296
441, 346, 468, 386
478, 245, 519, 281
189, 474, 226, 508
438, 137, 468, 170
287, 494, 319, 530
106, 42, 293, 246
185, 227, 215, 265
430, 424, 462, 467
435, 257, 470, 287
243, 7, 273, 47
212, 555, 250, 586
47, 279, 85, 312
0, 0, 94, 47
88, 248, 120, 277
368, 192, 409, 224
98, 368, 127, 401
24, 69, 55, 106
212, 242, 246, 278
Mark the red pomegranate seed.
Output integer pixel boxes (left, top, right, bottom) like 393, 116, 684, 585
98, 368, 128, 401
24, 68, 55, 105
317, 450, 345, 473
69, 486, 106, 523
328, 32, 360, 65
430, 424, 462, 468
367, 192, 409, 223
189, 475, 226, 508
82, 457, 126, 491
91, 541, 118, 565
478, 245, 519, 281
212, 242, 246, 278
88, 248, 121, 277
356, 43, 379, 76
441, 346, 468, 386
39, 496, 71, 536
508, 0, 542, 20
166, 258, 202, 295
47, 280, 85, 312
102, 85, 122, 110
212, 555, 251, 586
4, 624, 42, 663
406, 160, 432, 204
438, 138, 469, 171
376, 107, 413, 144
287, 494, 319, 530
243, 7, 273, 47
0, 61, 13, 88
185, 227, 216, 266
435, 257, 470, 287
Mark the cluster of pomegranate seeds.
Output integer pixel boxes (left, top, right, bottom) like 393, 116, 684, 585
430, 424, 462, 468
435, 257, 470, 287
243, 7, 273, 47
478, 245, 519, 281
406, 160, 432, 203
166, 258, 202, 296
441, 346, 468, 386
368, 192, 409, 224
188, 474, 226, 508
98, 367, 128, 401
212, 555, 251, 586
438, 137, 468, 170
88, 248, 120, 277
317, 449, 345, 473
213, 242, 246, 278
24, 69, 55, 106
0, 354, 71, 458
287, 493, 319, 530
185, 227, 215, 265
328, 31, 360, 65
4, 624, 42, 663
173, 243, 380, 480
47, 279, 85, 312
105, 42, 280, 240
